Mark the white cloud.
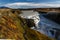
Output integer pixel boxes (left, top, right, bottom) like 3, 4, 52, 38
4, 2, 60, 8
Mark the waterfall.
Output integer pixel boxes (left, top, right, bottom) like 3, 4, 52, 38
20, 10, 40, 28
20, 10, 60, 39
28, 13, 40, 28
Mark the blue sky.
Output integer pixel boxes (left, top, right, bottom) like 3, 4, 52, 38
0, 0, 60, 3
0, 0, 60, 8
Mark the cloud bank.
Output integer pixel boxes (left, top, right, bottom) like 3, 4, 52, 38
4, 2, 60, 8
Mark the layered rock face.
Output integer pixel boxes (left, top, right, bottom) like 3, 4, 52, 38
0, 9, 54, 40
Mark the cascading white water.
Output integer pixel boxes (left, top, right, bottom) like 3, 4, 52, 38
27, 13, 40, 28
20, 10, 40, 28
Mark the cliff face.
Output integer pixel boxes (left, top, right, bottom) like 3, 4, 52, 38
0, 9, 54, 40
43, 13, 60, 24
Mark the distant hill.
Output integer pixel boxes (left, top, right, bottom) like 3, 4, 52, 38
0, 6, 10, 9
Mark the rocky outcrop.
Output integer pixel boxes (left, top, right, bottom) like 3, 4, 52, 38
0, 9, 54, 40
